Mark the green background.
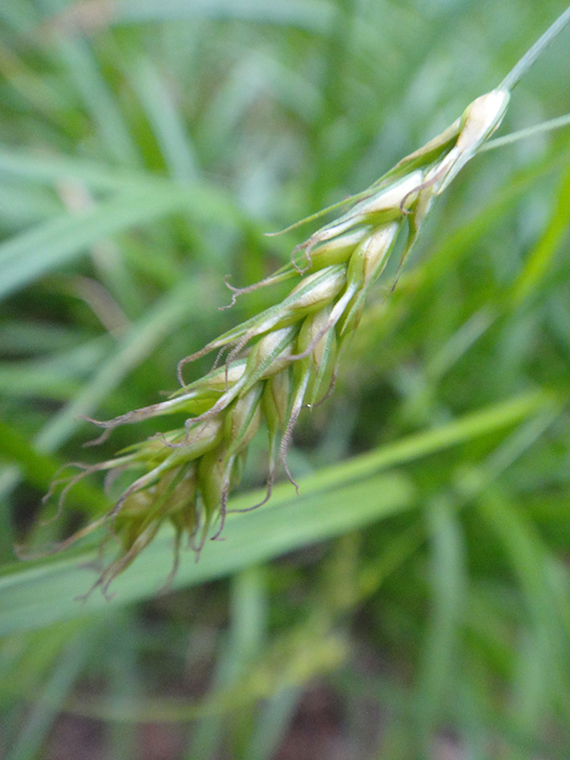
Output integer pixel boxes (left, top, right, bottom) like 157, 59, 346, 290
1, 0, 570, 757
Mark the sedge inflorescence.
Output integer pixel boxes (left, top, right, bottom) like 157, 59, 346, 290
44, 89, 510, 595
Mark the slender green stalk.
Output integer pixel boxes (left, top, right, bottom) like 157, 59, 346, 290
499, 4, 570, 92
480, 112, 570, 152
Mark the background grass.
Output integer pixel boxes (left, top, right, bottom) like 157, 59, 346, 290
1, 0, 570, 757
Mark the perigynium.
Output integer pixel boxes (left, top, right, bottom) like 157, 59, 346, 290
38, 8, 570, 596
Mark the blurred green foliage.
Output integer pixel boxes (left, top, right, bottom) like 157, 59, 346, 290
0, 0, 569, 757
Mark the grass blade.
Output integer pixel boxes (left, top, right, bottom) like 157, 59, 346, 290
0, 390, 551, 635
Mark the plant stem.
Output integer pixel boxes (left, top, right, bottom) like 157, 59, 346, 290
499, 4, 570, 92
480, 112, 570, 152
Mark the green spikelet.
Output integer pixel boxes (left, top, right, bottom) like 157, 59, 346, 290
39, 10, 570, 594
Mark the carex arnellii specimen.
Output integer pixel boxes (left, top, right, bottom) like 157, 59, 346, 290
39, 4, 570, 596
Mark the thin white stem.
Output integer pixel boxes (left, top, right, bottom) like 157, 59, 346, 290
499, 5, 570, 92
480, 112, 570, 152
